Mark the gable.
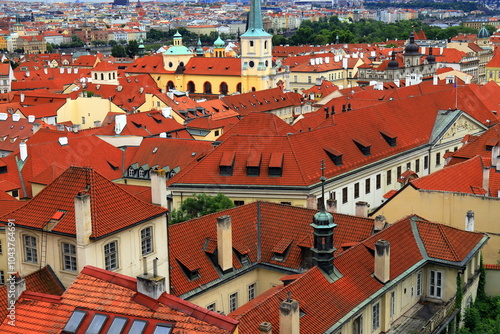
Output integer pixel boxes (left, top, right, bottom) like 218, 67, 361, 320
436, 113, 486, 145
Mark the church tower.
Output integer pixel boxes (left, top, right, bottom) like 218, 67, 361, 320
403, 32, 421, 67
213, 35, 226, 58
477, 23, 491, 50
240, 0, 273, 92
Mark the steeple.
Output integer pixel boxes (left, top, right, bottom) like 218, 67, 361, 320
196, 38, 204, 57
138, 39, 145, 57
214, 34, 225, 57
310, 160, 338, 277
241, 0, 271, 37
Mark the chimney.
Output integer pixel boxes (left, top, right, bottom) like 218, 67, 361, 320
150, 169, 167, 208
161, 107, 172, 118
433, 75, 438, 85
374, 239, 390, 284
324, 106, 329, 119
72, 124, 80, 133
94, 120, 101, 127
279, 294, 300, 334
114, 114, 127, 135
326, 199, 337, 213
483, 165, 490, 196
57, 124, 65, 131
8, 273, 26, 305
374, 215, 386, 233
58, 137, 68, 146
355, 201, 369, 217
12, 114, 20, 122
32, 123, 41, 134
27, 115, 35, 123
75, 192, 92, 246
19, 142, 27, 161
491, 145, 499, 168
316, 77, 322, 86
465, 210, 474, 231
306, 195, 317, 209
20, 93, 25, 103
217, 215, 233, 272
137, 257, 166, 299
0, 113, 7, 121
259, 322, 272, 334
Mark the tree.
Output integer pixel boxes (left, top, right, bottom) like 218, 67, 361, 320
46, 43, 54, 53
170, 193, 235, 224
111, 44, 126, 57
126, 40, 139, 58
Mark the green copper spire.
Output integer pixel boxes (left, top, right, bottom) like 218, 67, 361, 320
196, 38, 204, 56
241, 0, 271, 37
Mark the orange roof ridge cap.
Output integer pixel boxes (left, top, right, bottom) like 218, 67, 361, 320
81, 265, 137, 290
20, 290, 62, 303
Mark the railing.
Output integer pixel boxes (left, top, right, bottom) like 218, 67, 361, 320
420, 296, 457, 334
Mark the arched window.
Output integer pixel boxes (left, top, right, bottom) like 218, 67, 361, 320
94, 73, 98, 80
167, 81, 174, 90
101, 73, 104, 80
108, 73, 112, 80
220, 82, 228, 95
236, 83, 242, 93
187, 81, 195, 93
264, 41, 268, 49
251, 87, 256, 92
204, 82, 212, 94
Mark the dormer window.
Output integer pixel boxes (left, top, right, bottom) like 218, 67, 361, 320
176, 259, 200, 281
324, 147, 343, 166
272, 238, 292, 262
246, 153, 261, 176
138, 168, 144, 178
219, 151, 235, 176
380, 130, 397, 147
269, 152, 284, 177
353, 138, 371, 156
127, 166, 135, 177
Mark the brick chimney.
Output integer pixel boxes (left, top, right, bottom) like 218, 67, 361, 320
75, 191, 92, 272
137, 257, 166, 299
374, 240, 390, 284
259, 322, 272, 334
150, 168, 167, 208
279, 293, 299, 334
355, 201, 369, 217
217, 215, 233, 273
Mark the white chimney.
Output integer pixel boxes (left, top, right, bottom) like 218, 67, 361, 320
355, 201, 369, 217
161, 107, 172, 118
12, 114, 20, 122
137, 257, 166, 299
28, 115, 35, 123
60, 67, 64, 74
491, 145, 499, 167
44, 68, 48, 74
166, 91, 174, 99
334, 55, 339, 62
75, 191, 92, 273
19, 142, 27, 161
279, 294, 300, 334
150, 169, 167, 208
371, 51, 376, 57
159, 132, 167, 138
325, 57, 330, 64
217, 215, 233, 272
433, 75, 438, 85
75, 68, 79, 74
58, 137, 68, 146
114, 114, 127, 135
374, 239, 390, 283
483, 165, 490, 195
310, 58, 315, 66
374, 215, 386, 233
0, 113, 7, 121
465, 76, 471, 84
20, 93, 25, 103
342, 57, 348, 69
465, 210, 474, 231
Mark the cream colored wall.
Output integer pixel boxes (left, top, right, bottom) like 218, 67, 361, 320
31, 183, 46, 197
57, 96, 125, 129
485, 269, 500, 296
4, 215, 168, 288
190, 127, 223, 141
375, 187, 500, 264
186, 267, 286, 315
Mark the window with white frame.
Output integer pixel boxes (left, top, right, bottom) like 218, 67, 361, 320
248, 283, 256, 301
372, 301, 380, 331
0, 271, 4, 285
206, 303, 216, 312
417, 271, 422, 296
104, 241, 118, 271
24, 235, 37, 263
141, 227, 153, 256
429, 270, 443, 298
229, 292, 238, 312
62, 243, 77, 271
353, 314, 363, 334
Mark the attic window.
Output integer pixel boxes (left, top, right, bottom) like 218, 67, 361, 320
269, 152, 284, 177
208, 66, 213, 70
380, 130, 397, 147
176, 259, 200, 281
324, 147, 343, 166
272, 238, 293, 262
107, 161, 119, 171
246, 152, 262, 176
219, 151, 235, 176
353, 138, 371, 156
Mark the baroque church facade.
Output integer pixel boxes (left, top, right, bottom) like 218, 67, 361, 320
127, 0, 289, 97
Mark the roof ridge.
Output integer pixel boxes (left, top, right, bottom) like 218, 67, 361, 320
286, 135, 308, 185
436, 223, 460, 262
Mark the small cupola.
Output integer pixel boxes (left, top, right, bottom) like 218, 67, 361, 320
196, 38, 204, 57
214, 35, 226, 58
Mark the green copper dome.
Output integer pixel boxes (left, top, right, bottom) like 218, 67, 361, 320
478, 23, 490, 39
214, 35, 225, 48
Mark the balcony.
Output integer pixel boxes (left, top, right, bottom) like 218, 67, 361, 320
388, 297, 458, 334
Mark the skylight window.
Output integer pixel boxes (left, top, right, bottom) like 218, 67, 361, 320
63, 310, 87, 333
128, 320, 147, 334
153, 324, 173, 334
107, 317, 128, 334
86, 313, 108, 334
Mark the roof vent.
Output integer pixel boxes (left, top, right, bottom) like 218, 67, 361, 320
58, 137, 68, 146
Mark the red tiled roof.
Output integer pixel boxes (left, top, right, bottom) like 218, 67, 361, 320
484, 264, 500, 270
183, 57, 241, 76
169, 202, 375, 296
0, 266, 65, 321
0, 265, 237, 334
229, 215, 485, 333
0, 166, 167, 238
221, 88, 300, 116
218, 112, 294, 142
